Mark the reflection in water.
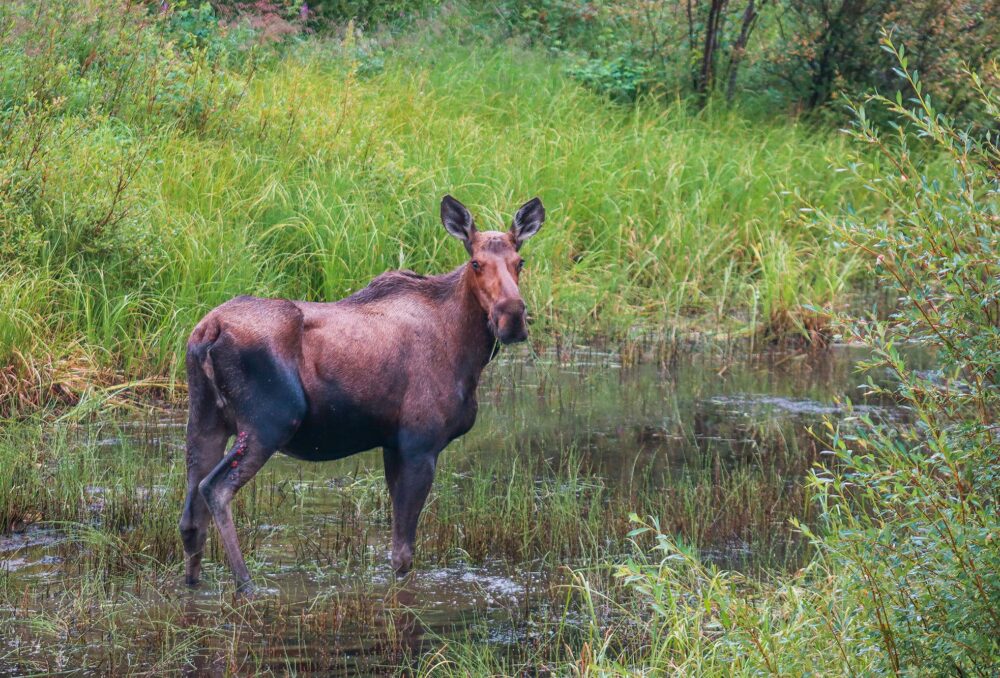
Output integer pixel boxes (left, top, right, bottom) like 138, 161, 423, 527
0, 345, 919, 674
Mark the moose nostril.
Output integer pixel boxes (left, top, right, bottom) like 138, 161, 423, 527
507, 299, 526, 315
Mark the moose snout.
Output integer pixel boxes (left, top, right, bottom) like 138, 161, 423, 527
493, 298, 528, 344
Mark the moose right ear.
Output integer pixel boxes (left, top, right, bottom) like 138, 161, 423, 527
440, 195, 476, 254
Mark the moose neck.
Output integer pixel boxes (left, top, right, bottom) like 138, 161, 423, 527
446, 264, 499, 379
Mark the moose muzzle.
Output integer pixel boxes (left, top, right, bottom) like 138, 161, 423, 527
492, 298, 528, 344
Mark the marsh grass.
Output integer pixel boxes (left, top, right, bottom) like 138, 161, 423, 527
0, 346, 844, 673
0, 405, 817, 576
0, 0, 874, 415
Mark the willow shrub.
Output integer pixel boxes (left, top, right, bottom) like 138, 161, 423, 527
806, 39, 1000, 674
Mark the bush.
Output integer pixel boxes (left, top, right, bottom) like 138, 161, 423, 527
0, 0, 266, 272
565, 54, 652, 103
810, 38, 1000, 673
0, 0, 274, 411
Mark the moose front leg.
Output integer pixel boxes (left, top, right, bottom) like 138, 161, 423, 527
383, 447, 437, 575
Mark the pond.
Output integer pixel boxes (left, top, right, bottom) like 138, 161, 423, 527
0, 344, 915, 674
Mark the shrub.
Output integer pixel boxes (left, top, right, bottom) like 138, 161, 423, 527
809, 37, 1000, 673
0, 0, 263, 272
0, 0, 272, 411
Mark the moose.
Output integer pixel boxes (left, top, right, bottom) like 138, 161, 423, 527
179, 195, 545, 594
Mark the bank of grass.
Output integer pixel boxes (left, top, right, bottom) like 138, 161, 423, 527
0, 1, 870, 415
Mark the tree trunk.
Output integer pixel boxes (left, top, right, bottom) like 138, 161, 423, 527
697, 0, 729, 105
726, 0, 765, 104
806, 0, 871, 108
686, 0, 699, 91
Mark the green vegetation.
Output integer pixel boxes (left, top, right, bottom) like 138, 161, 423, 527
0, 0, 874, 414
1, 351, 832, 672
812, 49, 999, 672
415, 39, 1000, 678
1, 1, 997, 675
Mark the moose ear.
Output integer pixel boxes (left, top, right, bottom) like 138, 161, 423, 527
511, 197, 545, 249
440, 195, 476, 253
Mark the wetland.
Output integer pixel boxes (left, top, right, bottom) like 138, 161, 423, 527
0, 344, 915, 675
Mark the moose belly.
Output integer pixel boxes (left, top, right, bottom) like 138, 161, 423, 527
281, 401, 394, 461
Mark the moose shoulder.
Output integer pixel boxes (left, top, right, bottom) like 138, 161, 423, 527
179, 195, 545, 594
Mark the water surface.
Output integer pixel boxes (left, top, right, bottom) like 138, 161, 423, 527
0, 345, 914, 674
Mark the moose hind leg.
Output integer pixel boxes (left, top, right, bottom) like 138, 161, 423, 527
192, 322, 306, 593
198, 431, 277, 594
179, 384, 229, 586
179, 428, 228, 586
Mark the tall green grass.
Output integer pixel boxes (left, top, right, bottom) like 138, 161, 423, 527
0, 1, 870, 413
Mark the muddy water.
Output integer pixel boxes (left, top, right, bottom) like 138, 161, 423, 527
0, 345, 916, 674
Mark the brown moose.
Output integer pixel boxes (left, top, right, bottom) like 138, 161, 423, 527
179, 195, 545, 594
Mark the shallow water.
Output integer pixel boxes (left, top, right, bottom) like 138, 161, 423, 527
0, 345, 920, 674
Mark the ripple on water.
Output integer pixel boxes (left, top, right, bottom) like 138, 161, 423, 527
706, 394, 884, 417
0, 527, 66, 574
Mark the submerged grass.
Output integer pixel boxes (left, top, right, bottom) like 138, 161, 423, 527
0, 397, 817, 579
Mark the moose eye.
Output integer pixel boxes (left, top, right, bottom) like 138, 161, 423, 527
516, 259, 525, 272
471, 260, 481, 271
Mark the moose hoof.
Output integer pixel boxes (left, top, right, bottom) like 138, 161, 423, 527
234, 581, 260, 600
391, 551, 413, 576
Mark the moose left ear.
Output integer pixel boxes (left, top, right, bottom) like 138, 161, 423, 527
510, 197, 545, 249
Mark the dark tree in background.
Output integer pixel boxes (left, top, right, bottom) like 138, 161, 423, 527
694, 0, 771, 107
771, 0, 1000, 111
778, 0, 893, 109
498, 0, 999, 117
695, 0, 728, 102
726, 0, 768, 103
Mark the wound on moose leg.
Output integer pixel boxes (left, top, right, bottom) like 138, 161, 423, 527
230, 431, 249, 468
